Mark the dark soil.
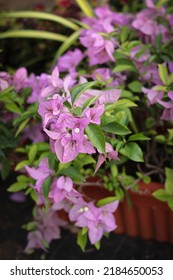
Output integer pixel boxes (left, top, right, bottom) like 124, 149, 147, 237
0, 175, 173, 260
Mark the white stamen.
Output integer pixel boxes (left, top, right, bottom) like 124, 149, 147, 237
83, 206, 89, 212
78, 206, 89, 213
75, 128, 80, 133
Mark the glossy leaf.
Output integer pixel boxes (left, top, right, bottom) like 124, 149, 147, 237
15, 118, 30, 137
77, 229, 88, 252
152, 189, 170, 201
15, 160, 30, 171
61, 166, 84, 182
97, 196, 117, 207
5, 102, 21, 114
102, 121, 131, 135
105, 99, 137, 112
43, 176, 52, 200
167, 73, 173, 86
125, 142, 144, 162
85, 123, 105, 153
28, 145, 37, 163
113, 59, 137, 73
158, 64, 168, 85
128, 133, 150, 141
82, 95, 99, 111
70, 81, 98, 105
128, 81, 142, 93
8, 182, 28, 192
165, 168, 173, 195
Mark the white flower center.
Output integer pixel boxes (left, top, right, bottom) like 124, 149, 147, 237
74, 128, 80, 133
78, 206, 89, 213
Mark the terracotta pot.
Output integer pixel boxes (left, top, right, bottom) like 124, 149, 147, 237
82, 180, 173, 244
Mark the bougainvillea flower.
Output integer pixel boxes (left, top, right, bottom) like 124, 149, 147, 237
142, 87, 164, 105
158, 91, 173, 121
25, 158, 52, 192
57, 48, 84, 73
13, 67, 29, 91
54, 133, 95, 163
83, 105, 104, 125
95, 143, 119, 173
0, 72, 11, 90
80, 30, 116, 66
69, 198, 118, 244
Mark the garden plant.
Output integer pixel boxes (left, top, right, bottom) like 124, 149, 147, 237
0, 0, 173, 254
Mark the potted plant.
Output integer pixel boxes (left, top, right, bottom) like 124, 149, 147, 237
0, 0, 173, 253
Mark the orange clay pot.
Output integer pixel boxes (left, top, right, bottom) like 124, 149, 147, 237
82, 180, 173, 244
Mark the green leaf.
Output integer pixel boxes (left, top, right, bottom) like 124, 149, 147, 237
120, 26, 129, 43
15, 118, 30, 137
114, 111, 129, 126
5, 102, 21, 114
167, 73, 173, 86
152, 189, 170, 201
75, 0, 94, 17
105, 99, 137, 112
43, 176, 52, 200
155, 34, 162, 51
134, 44, 151, 58
73, 107, 82, 116
143, 176, 151, 184
82, 96, 99, 111
61, 166, 84, 182
0, 86, 14, 99
1, 161, 10, 180
1, 11, 79, 30
75, 154, 95, 168
94, 241, 100, 250
28, 145, 37, 163
85, 123, 105, 153
8, 182, 28, 192
128, 133, 150, 141
22, 222, 37, 231
0, 30, 67, 42
102, 121, 131, 135
15, 160, 30, 171
97, 197, 117, 207
113, 59, 138, 73
128, 81, 142, 93
55, 30, 80, 58
77, 229, 88, 252
17, 175, 29, 182
165, 168, 173, 195
153, 85, 167, 91
63, 100, 72, 110
70, 81, 98, 105
101, 116, 115, 126
116, 140, 125, 152
125, 142, 144, 162
36, 142, 50, 152
155, 135, 166, 143
111, 165, 118, 178
49, 153, 55, 170
158, 64, 168, 85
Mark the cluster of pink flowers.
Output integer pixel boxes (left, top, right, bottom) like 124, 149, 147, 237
25, 207, 66, 252
25, 157, 118, 249
1, 0, 173, 252
38, 66, 120, 163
